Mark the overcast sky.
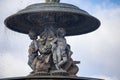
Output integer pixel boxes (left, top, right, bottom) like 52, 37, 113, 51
0, 0, 120, 80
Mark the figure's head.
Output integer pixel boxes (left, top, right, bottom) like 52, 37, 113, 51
47, 30, 56, 41
29, 30, 37, 40
39, 31, 47, 44
40, 35, 47, 41
40, 37, 46, 45
57, 28, 66, 37
44, 26, 56, 41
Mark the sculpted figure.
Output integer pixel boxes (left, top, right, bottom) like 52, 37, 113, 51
45, 27, 56, 51
62, 44, 80, 76
51, 28, 68, 70
27, 29, 50, 73
32, 30, 52, 73
38, 31, 50, 54
28, 30, 38, 71
28, 27, 80, 76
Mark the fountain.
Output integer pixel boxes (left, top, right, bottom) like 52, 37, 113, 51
4, 0, 102, 80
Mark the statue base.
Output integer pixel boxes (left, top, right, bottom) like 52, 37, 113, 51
1, 76, 103, 80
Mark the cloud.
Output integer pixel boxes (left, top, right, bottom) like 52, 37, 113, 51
0, 53, 31, 78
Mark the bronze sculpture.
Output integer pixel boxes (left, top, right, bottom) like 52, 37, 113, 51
4, 0, 101, 79
27, 27, 79, 76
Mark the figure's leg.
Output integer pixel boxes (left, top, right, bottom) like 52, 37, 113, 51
56, 47, 68, 70
28, 52, 38, 70
56, 47, 62, 63
53, 51, 60, 70
58, 54, 68, 68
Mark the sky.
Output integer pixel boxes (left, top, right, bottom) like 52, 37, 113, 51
0, 0, 120, 80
